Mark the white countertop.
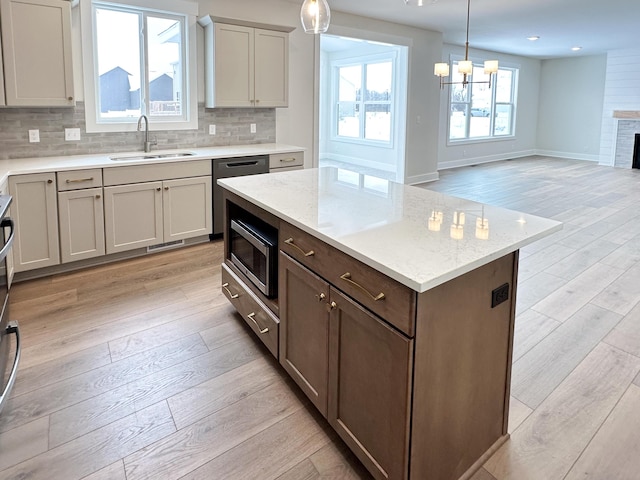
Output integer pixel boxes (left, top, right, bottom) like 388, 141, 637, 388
219, 167, 563, 293
0, 143, 304, 186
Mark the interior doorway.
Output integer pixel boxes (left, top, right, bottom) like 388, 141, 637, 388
318, 34, 408, 182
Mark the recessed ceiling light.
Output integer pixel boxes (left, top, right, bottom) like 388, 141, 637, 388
572, 46, 582, 51
527, 36, 540, 41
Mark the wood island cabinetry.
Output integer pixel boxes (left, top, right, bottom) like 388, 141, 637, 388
218, 169, 561, 480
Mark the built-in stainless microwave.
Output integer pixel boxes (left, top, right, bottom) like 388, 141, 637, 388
229, 218, 278, 298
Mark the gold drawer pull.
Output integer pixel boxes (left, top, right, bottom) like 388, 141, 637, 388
284, 238, 315, 257
222, 282, 239, 299
339, 273, 385, 302
280, 157, 296, 163
247, 312, 269, 334
66, 177, 94, 183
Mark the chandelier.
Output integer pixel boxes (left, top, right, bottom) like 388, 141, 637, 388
434, 0, 498, 89
300, 0, 331, 34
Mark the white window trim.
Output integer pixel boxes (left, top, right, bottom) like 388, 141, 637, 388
446, 55, 519, 144
330, 52, 398, 149
80, 0, 198, 133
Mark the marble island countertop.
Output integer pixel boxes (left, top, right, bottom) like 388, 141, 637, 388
219, 167, 563, 293
0, 143, 304, 185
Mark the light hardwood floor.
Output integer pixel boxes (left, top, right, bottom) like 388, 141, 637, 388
1, 156, 639, 479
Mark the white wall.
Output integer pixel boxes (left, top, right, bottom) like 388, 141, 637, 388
598, 48, 640, 166
537, 55, 606, 162
437, 44, 542, 169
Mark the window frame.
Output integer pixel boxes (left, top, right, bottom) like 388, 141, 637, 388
331, 52, 398, 148
447, 56, 519, 144
80, 0, 198, 133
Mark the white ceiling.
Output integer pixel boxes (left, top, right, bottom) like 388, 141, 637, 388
317, 0, 640, 59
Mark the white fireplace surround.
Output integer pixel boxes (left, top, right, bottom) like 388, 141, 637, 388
613, 111, 640, 168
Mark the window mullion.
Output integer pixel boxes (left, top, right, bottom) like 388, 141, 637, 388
360, 63, 366, 140
140, 13, 149, 116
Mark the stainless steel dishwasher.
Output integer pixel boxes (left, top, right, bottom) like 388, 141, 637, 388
212, 155, 270, 236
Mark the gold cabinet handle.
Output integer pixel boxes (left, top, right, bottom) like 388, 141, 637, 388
222, 282, 239, 299
284, 238, 315, 257
95, 194, 101, 199
66, 177, 94, 183
339, 273, 385, 302
315, 292, 326, 302
47, 179, 53, 184
156, 187, 161, 191
164, 186, 169, 190
280, 157, 296, 163
326, 301, 337, 312
247, 312, 269, 334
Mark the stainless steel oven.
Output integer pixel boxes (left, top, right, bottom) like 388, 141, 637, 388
0, 195, 19, 415
229, 217, 278, 298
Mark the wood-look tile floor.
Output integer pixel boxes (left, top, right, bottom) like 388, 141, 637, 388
0, 156, 639, 479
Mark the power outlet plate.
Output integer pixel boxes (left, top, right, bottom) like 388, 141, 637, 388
491, 283, 509, 308
209, 124, 216, 135
28, 129, 40, 143
250, 123, 257, 133
65, 128, 81, 141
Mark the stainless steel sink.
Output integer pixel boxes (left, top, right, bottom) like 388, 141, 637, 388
110, 152, 195, 161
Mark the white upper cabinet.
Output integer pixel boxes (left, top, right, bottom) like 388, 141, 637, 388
0, 0, 75, 106
198, 15, 293, 108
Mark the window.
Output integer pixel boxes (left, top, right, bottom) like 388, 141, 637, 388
448, 60, 518, 142
81, 0, 198, 132
334, 55, 394, 144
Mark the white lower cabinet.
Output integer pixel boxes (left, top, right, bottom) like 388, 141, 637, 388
58, 187, 105, 263
104, 182, 163, 254
104, 176, 212, 254
162, 176, 212, 242
8, 172, 60, 272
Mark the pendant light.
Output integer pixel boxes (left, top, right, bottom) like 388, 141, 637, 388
300, 0, 331, 34
434, 0, 498, 89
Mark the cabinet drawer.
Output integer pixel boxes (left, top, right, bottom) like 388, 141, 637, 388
104, 160, 211, 186
280, 222, 416, 336
269, 151, 303, 170
57, 169, 103, 191
222, 263, 279, 357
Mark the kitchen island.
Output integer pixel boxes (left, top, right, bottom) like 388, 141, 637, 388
218, 167, 562, 480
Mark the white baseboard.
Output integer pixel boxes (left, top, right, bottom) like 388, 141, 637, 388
534, 150, 600, 162
438, 150, 536, 170
438, 149, 601, 170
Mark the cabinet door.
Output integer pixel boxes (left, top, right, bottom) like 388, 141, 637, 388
58, 188, 105, 263
254, 28, 288, 107
0, 0, 74, 106
212, 23, 254, 107
328, 287, 413, 480
8, 173, 60, 272
279, 252, 330, 417
104, 182, 163, 254
162, 176, 212, 241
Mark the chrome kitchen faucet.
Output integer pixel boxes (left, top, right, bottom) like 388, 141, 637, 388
137, 115, 157, 153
